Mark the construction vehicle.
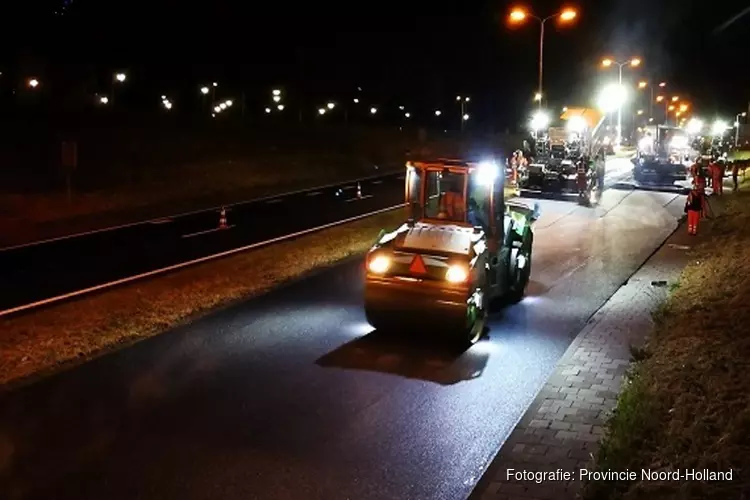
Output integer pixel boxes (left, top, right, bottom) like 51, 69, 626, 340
363, 159, 537, 346
633, 125, 689, 183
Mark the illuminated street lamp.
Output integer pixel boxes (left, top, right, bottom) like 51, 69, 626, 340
404, 112, 411, 118
659, 82, 666, 88
327, 102, 335, 109
671, 95, 679, 102
679, 103, 688, 113
509, 6, 578, 107
318, 108, 326, 115
201, 86, 209, 95
353, 98, 359, 103
214, 106, 222, 113
637, 109, 644, 115
463, 113, 470, 121
370, 107, 377, 114
273, 95, 281, 103
265, 107, 272, 113
99, 96, 109, 104
600, 57, 642, 144
115, 72, 126, 83
28, 78, 40, 88
435, 110, 442, 116
219, 102, 227, 110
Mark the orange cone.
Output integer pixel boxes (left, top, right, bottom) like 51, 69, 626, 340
219, 207, 228, 229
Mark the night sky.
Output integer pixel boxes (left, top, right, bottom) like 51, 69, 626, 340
2, 0, 748, 128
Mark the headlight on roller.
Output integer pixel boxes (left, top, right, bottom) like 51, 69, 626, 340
445, 264, 469, 283
368, 255, 390, 274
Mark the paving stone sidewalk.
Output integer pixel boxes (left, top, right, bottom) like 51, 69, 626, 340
471, 193, 730, 500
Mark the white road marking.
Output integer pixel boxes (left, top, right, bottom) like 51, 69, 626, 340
149, 218, 173, 224
181, 226, 235, 238
306, 191, 322, 197
342, 185, 357, 190
266, 199, 284, 204
372, 180, 383, 184
0, 171, 403, 252
0, 204, 405, 318
345, 195, 374, 202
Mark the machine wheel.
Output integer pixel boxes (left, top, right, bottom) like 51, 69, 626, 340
508, 235, 533, 304
454, 296, 486, 349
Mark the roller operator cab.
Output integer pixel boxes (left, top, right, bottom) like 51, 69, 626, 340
363, 159, 538, 346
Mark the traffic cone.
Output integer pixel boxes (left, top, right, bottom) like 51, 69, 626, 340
357, 182, 362, 199
219, 207, 228, 229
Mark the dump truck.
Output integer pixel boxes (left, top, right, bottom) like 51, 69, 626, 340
363, 159, 537, 346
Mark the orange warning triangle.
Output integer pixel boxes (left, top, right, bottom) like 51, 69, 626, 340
409, 254, 427, 274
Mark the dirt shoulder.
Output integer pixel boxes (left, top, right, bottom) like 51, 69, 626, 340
0, 208, 406, 390
583, 185, 750, 499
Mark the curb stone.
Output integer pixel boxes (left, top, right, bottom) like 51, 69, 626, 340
470, 188, 730, 500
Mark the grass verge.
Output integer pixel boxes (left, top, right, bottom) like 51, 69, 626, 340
582, 187, 750, 500
0, 208, 406, 389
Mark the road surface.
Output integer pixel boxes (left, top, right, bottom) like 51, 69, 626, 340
0, 185, 686, 500
0, 173, 404, 313
0, 157, 667, 316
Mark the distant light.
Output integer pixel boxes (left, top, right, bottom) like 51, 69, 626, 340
686, 118, 703, 134
273, 95, 281, 103
672, 96, 679, 102
353, 98, 359, 103
465, 97, 470, 102
370, 107, 377, 114
163, 100, 172, 110
656, 95, 664, 102
462, 113, 470, 120
638, 81, 647, 89
658, 82, 666, 87
630, 58, 641, 67
201, 86, 209, 94
115, 73, 126, 82
214, 106, 222, 112
711, 120, 728, 136
225, 100, 233, 107
596, 83, 628, 113
562, 106, 568, 112
161, 95, 166, 99
99, 96, 109, 104
679, 104, 688, 112
435, 110, 442, 116
399, 105, 405, 110
404, 112, 411, 118
456, 96, 461, 101
318, 108, 326, 115
601, 58, 613, 67
637, 109, 644, 115
277, 104, 284, 111
533, 92, 542, 101
220, 103, 227, 110
28, 78, 39, 88
212, 82, 218, 87
272, 89, 281, 96
530, 110, 550, 130
327, 102, 335, 109
265, 107, 271, 113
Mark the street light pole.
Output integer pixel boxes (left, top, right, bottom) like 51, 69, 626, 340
509, 7, 577, 109
617, 64, 623, 145
538, 19, 545, 108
